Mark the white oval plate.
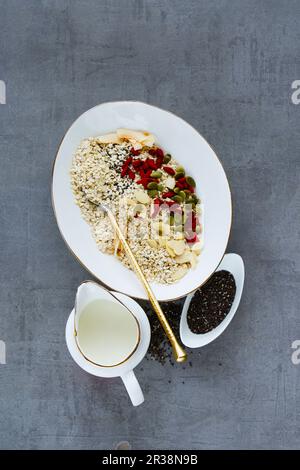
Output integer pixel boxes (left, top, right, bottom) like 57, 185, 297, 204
52, 101, 232, 301
180, 253, 245, 348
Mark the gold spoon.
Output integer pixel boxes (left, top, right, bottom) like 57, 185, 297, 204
94, 202, 187, 363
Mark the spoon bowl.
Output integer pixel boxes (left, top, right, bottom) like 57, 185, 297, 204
180, 253, 245, 348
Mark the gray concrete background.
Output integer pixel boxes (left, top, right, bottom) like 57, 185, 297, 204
0, 0, 299, 450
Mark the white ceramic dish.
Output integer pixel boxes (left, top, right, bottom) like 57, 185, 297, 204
52, 101, 232, 301
66, 290, 151, 406
180, 253, 245, 348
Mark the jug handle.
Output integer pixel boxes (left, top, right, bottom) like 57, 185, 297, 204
121, 370, 144, 406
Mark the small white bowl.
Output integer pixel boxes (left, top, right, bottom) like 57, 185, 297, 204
180, 253, 245, 348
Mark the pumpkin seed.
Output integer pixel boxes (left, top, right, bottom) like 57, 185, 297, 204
179, 191, 186, 201
175, 171, 185, 180
172, 195, 183, 203
176, 166, 185, 175
147, 182, 158, 190
186, 176, 196, 187
157, 183, 164, 192
148, 189, 158, 198
174, 187, 180, 194
151, 170, 162, 178
163, 153, 172, 163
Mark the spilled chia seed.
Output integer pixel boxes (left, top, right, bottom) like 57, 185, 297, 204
138, 270, 236, 365
138, 299, 184, 365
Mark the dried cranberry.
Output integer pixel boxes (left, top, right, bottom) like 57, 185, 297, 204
149, 148, 157, 156
130, 148, 141, 156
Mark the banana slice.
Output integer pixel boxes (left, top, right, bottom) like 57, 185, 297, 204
190, 252, 198, 269
126, 198, 137, 206
142, 134, 156, 147
175, 251, 193, 264
117, 128, 146, 141
96, 133, 121, 144
135, 190, 150, 204
158, 237, 167, 248
166, 244, 176, 257
191, 242, 201, 256
166, 239, 186, 256
117, 128, 156, 148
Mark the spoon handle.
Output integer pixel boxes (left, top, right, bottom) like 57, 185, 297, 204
105, 208, 187, 363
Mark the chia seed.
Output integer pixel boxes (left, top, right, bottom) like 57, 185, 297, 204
187, 270, 236, 334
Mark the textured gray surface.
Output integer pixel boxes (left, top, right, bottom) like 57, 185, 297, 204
0, 0, 299, 450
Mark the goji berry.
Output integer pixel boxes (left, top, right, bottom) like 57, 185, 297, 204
132, 159, 142, 168
130, 148, 141, 156
121, 165, 128, 178
124, 156, 132, 166
147, 159, 157, 170
163, 166, 175, 176
155, 156, 164, 168
155, 148, 164, 158
186, 234, 199, 244
128, 169, 135, 180
156, 198, 164, 205
162, 191, 175, 199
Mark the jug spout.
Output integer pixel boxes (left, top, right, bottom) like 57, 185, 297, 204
75, 281, 120, 330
